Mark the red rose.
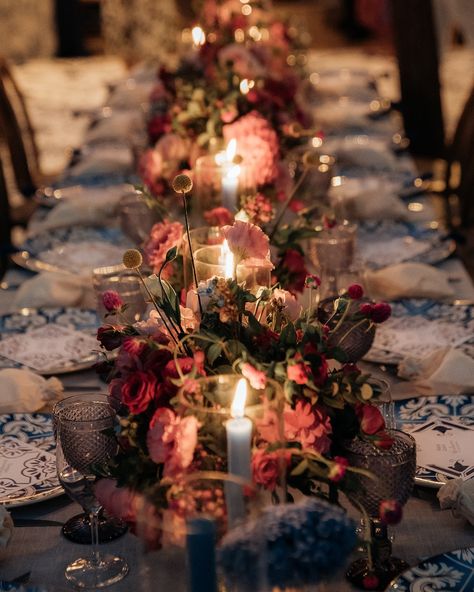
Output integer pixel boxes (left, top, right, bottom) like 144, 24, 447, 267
379, 499, 403, 525
374, 431, 395, 450
370, 302, 391, 323
356, 404, 385, 435
347, 284, 364, 299
121, 371, 159, 414
251, 449, 289, 491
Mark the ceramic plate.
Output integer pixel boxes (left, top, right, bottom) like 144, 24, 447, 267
394, 394, 474, 488
365, 301, 474, 365
0, 413, 62, 507
11, 226, 131, 275
387, 547, 474, 591
0, 308, 100, 375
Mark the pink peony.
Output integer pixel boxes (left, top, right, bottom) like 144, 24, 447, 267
222, 220, 270, 264
223, 111, 279, 187
147, 408, 199, 476
121, 371, 159, 414
251, 449, 289, 491
102, 290, 123, 312
143, 220, 184, 278
284, 401, 332, 454
241, 363, 267, 390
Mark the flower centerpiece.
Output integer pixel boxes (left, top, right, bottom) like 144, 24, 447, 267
95, 174, 396, 550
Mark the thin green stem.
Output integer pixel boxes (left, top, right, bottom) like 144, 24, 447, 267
182, 193, 203, 315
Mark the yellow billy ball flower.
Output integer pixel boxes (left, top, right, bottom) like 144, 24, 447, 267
172, 174, 193, 194
122, 249, 143, 269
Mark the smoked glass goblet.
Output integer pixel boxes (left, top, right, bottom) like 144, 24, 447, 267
55, 394, 128, 588
343, 430, 416, 591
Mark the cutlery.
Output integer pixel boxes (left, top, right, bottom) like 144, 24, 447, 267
13, 518, 62, 528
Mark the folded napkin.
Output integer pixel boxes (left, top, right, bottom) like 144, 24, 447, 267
85, 111, 143, 143
329, 177, 408, 220
28, 184, 133, 235
0, 368, 63, 413
66, 144, 133, 180
12, 272, 95, 310
0, 505, 13, 549
393, 347, 474, 398
365, 262, 455, 300
438, 478, 474, 526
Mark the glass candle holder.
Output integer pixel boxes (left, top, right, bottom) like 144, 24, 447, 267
194, 154, 254, 219
193, 245, 271, 292
118, 190, 160, 246
92, 264, 147, 324
182, 227, 224, 290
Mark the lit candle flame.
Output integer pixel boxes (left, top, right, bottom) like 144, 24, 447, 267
240, 79, 249, 94
231, 378, 248, 418
226, 139, 237, 161
191, 26, 205, 47
222, 239, 235, 279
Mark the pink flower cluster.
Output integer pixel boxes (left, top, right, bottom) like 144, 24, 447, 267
243, 193, 274, 225
143, 220, 184, 278
223, 111, 279, 188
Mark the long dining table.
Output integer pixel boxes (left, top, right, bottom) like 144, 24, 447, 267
0, 51, 473, 591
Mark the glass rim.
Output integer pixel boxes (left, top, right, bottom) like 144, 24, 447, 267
53, 393, 115, 424
344, 429, 415, 458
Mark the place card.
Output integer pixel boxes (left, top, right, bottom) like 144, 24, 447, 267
0, 436, 57, 497
0, 324, 98, 372
406, 419, 474, 481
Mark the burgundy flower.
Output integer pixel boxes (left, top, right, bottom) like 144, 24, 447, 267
97, 325, 126, 351
359, 303, 374, 316
278, 248, 308, 293
362, 574, 380, 590
121, 371, 159, 415
328, 456, 349, 482
356, 404, 385, 435
122, 337, 146, 357
370, 302, 392, 323
148, 113, 172, 143
347, 284, 364, 299
374, 431, 395, 450
379, 499, 403, 525
102, 290, 123, 312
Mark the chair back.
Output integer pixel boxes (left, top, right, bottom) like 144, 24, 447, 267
446, 85, 474, 227
0, 154, 12, 279
0, 57, 39, 196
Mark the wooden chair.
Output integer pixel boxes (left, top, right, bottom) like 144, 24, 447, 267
446, 85, 474, 228
0, 57, 54, 197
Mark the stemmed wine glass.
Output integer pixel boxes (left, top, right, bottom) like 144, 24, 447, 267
343, 430, 416, 591
54, 393, 129, 588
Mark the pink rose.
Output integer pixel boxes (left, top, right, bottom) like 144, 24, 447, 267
147, 408, 199, 476
121, 371, 159, 414
356, 404, 385, 435
287, 362, 309, 385
251, 449, 289, 491
241, 363, 267, 390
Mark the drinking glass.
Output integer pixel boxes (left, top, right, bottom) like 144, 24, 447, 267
343, 431, 416, 591
55, 394, 129, 588
308, 221, 357, 297
182, 226, 224, 290
92, 264, 147, 323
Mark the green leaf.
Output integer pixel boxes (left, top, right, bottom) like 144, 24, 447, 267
165, 246, 178, 263
280, 322, 297, 346
207, 343, 223, 365
291, 459, 309, 476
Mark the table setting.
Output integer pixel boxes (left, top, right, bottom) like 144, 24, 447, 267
0, 2, 473, 591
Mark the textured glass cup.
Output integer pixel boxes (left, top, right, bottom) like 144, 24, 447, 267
93, 264, 147, 323
343, 431, 416, 590
182, 227, 224, 290
54, 394, 128, 588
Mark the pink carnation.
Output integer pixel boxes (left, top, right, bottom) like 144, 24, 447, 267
222, 220, 270, 264
223, 111, 279, 187
95, 479, 139, 523
143, 220, 184, 278
147, 408, 199, 477
241, 363, 267, 390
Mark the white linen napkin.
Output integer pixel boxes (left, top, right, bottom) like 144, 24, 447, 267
393, 347, 474, 398
438, 478, 474, 525
29, 184, 132, 235
365, 262, 455, 300
66, 144, 133, 180
12, 272, 95, 310
84, 111, 143, 143
0, 505, 13, 549
0, 368, 63, 413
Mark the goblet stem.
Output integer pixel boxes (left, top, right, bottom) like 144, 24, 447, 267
90, 511, 101, 567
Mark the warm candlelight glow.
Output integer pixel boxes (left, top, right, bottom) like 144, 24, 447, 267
191, 26, 206, 47
221, 239, 235, 279
239, 79, 255, 95
231, 378, 248, 418
226, 139, 237, 161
